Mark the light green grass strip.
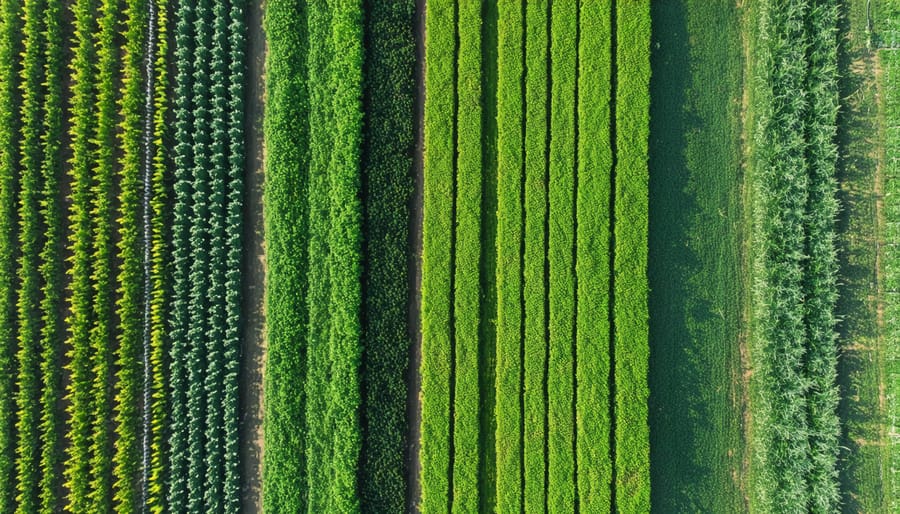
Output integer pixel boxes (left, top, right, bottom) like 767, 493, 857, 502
523, 1, 549, 510
495, 0, 523, 511
420, 0, 455, 511
576, 0, 613, 510
547, 0, 577, 510
613, 1, 651, 512
453, 0, 482, 511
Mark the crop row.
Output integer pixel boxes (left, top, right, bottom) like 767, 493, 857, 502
359, 0, 415, 512
0, 0, 21, 509
11, 0, 66, 509
749, 0, 841, 511
167, 0, 245, 508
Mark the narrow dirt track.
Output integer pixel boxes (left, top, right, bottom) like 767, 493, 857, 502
406, 0, 425, 511
239, 0, 266, 510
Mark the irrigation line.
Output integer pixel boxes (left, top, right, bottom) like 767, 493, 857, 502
139, 0, 158, 508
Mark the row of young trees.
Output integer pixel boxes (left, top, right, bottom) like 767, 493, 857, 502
750, 0, 841, 511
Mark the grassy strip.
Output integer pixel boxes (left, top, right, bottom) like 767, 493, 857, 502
0, 0, 21, 510
147, 0, 170, 507
749, 1, 812, 510
801, 1, 841, 511
576, 0, 612, 509
419, 0, 455, 510
261, 0, 309, 510
88, 0, 119, 506
114, 0, 148, 508
522, 1, 548, 509
36, 1, 64, 509
303, 1, 333, 510
64, 0, 98, 507
613, 1, 651, 511
359, 0, 414, 510
547, 0, 576, 509
452, 0, 482, 510
222, 0, 245, 506
325, 2, 363, 510
202, 0, 229, 507
882, 44, 900, 514
166, 0, 195, 506
494, 0, 523, 511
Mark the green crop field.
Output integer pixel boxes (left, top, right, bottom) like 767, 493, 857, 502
0, 0, 896, 512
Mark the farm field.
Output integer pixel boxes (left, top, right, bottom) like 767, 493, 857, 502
0, 0, 897, 513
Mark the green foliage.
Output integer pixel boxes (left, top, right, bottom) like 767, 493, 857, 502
749, 0, 841, 511
359, 0, 414, 511
494, 1, 523, 511
647, 1, 746, 512
64, 0, 98, 508
325, 2, 364, 511
613, 2, 652, 511
576, 0, 613, 509
114, 0, 148, 509
147, 0, 170, 508
547, 0, 577, 509
0, 0, 22, 511
452, 1, 482, 511
881, 41, 900, 514
522, 2, 548, 510
261, 0, 309, 511
166, 0, 195, 507
419, 0, 455, 510
304, 2, 334, 511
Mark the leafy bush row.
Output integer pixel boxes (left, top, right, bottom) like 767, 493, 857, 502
359, 0, 414, 511
0, 0, 22, 511
261, 0, 310, 511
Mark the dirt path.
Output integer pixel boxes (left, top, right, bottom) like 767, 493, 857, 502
238, 0, 266, 510
405, 0, 425, 511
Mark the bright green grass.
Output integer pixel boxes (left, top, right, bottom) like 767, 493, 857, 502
494, 1, 523, 511
575, 1, 613, 510
613, 2, 651, 511
647, 1, 746, 512
419, 0, 455, 510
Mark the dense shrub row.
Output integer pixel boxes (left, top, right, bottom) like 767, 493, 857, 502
750, 0, 841, 511
261, 0, 309, 511
12, 0, 66, 510
359, 0, 414, 511
0, 0, 21, 510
